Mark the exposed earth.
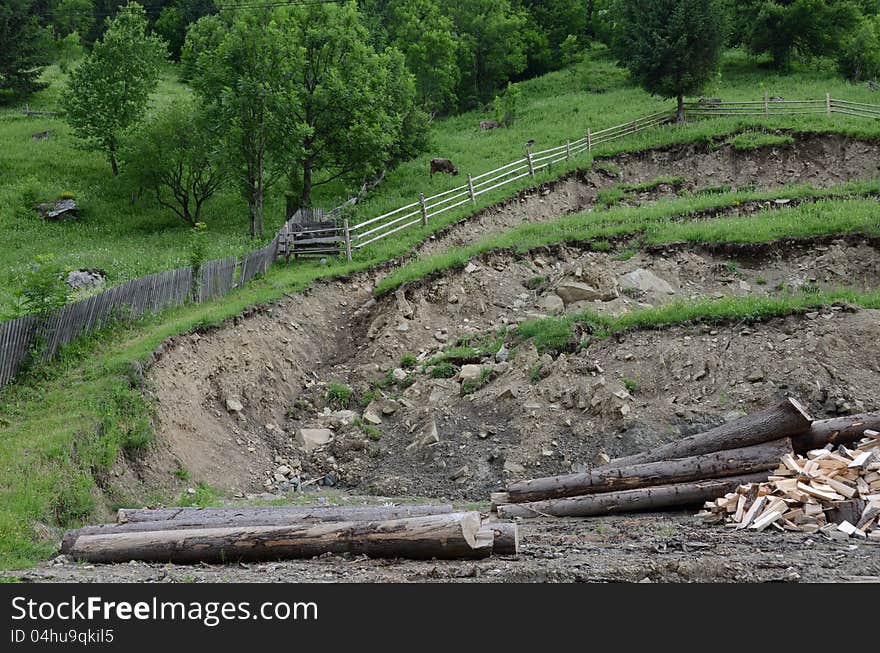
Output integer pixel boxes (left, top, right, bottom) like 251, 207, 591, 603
10, 133, 880, 582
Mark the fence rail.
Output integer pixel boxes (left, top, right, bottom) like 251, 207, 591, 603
1, 93, 879, 389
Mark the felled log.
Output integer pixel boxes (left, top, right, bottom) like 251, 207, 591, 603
792, 412, 880, 453
62, 504, 455, 554
608, 398, 810, 467
505, 439, 792, 503
478, 522, 519, 555
496, 473, 770, 519
67, 512, 493, 564
116, 503, 453, 524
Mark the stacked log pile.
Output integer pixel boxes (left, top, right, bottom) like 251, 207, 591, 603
698, 430, 880, 540
492, 399, 880, 528
61, 504, 519, 564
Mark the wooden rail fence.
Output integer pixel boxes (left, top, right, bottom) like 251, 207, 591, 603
1, 93, 878, 388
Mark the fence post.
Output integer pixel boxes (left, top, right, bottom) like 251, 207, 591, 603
343, 218, 352, 262
467, 174, 476, 204
587, 128, 592, 153
826, 92, 832, 116
526, 149, 535, 177
764, 89, 769, 116
419, 192, 428, 226
565, 140, 571, 161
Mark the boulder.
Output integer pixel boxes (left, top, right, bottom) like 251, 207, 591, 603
66, 269, 106, 290
225, 396, 244, 413
554, 281, 607, 304
619, 268, 676, 296
392, 367, 408, 382
362, 407, 383, 425
536, 293, 565, 315
458, 364, 483, 381
295, 428, 333, 452
38, 198, 77, 221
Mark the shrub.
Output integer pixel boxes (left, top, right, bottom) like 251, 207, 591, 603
326, 381, 352, 409
430, 361, 456, 378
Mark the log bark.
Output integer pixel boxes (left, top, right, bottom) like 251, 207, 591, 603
67, 513, 492, 564
792, 412, 880, 453
116, 504, 453, 524
607, 398, 810, 467
506, 439, 792, 503
478, 522, 519, 555
496, 473, 770, 519
62, 505, 455, 554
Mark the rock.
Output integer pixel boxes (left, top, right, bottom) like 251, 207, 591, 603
362, 408, 382, 425
495, 345, 509, 363
379, 400, 399, 415
225, 396, 244, 413
496, 386, 516, 401
447, 294, 459, 304
66, 269, 105, 290
503, 461, 526, 476
396, 322, 410, 332
32, 130, 51, 141
295, 428, 333, 452
273, 472, 287, 483
449, 465, 470, 481
492, 361, 510, 375
537, 293, 565, 314
395, 289, 413, 318
323, 472, 337, 487
458, 364, 483, 381
38, 198, 77, 221
186, 487, 196, 496
277, 465, 291, 477
596, 452, 611, 465
747, 370, 765, 383
392, 367, 408, 382
465, 262, 478, 273
554, 281, 607, 304
407, 418, 439, 450
331, 410, 357, 426
434, 330, 448, 343
619, 268, 676, 296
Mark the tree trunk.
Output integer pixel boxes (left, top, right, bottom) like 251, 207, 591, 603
116, 504, 455, 524
247, 181, 257, 238
63, 504, 457, 554
477, 522, 519, 556
676, 94, 685, 123
300, 158, 312, 208
505, 439, 792, 504
108, 139, 119, 176
66, 512, 493, 564
607, 398, 811, 467
496, 473, 770, 519
792, 412, 880, 453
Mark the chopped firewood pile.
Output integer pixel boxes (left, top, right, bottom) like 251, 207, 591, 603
61, 504, 519, 564
492, 399, 880, 532
698, 430, 880, 540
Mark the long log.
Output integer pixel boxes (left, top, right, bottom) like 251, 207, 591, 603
496, 473, 770, 519
792, 412, 880, 453
67, 512, 493, 564
505, 439, 792, 503
116, 504, 454, 524
478, 522, 519, 555
607, 398, 811, 467
62, 504, 456, 554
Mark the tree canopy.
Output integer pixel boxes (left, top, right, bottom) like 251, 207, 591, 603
0, 0, 51, 100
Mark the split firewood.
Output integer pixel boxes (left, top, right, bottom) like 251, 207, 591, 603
66, 512, 496, 564
699, 436, 880, 540
504, 439, 792, 503
607, 398, 811, 467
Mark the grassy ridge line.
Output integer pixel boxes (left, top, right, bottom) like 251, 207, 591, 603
517, 289, 880, 352
375, 181, 880, 295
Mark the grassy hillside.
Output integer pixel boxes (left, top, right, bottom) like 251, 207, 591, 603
3, 47, 880, 570
3, 49, 880, 315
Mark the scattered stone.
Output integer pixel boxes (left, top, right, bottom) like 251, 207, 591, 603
747, 370, 765, 383
225, 396, 244, 413
395, 289, 413, 318
362, 408, 382, 425
32, 130, 51, 141
396, 322, 410, 332
407, 418, 439, 450
619, 268, 676, 296
392, 368, 408, 382
295, 428, 333, 452
596, 452, 611, 465
495, 345, 509, 363
276, 465, 291, 477
449, 465, 470, 481
458, 364, 483, 381
496, 386, 516, 401
537, 293, 565, 314
37, 198, 77, 221
465, 262, 478, 274
331, 410, 357, 426
66, 269, 105, 290
554, 281, 607, 304
503, 461, 526, 476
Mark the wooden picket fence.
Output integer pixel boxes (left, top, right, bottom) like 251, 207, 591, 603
1, 93, 878, 388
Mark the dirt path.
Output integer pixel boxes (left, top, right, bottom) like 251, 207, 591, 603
14, 512, 880, 583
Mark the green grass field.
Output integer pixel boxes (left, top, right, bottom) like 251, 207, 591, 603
3, 47, 880, 570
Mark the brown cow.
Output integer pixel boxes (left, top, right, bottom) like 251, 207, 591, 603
430, 158, 459, 177
480, 120, 501, 130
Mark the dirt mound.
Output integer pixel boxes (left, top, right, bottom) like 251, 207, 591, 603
419, 132, 880, 256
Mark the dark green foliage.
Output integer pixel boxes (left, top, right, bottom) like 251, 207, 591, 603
0, 0, 51, 100
430, 361, 456, 378
612, 0, 728, 120
6, 255, 69, 319
153, 0, 217, 60
838, 16, 880, 82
